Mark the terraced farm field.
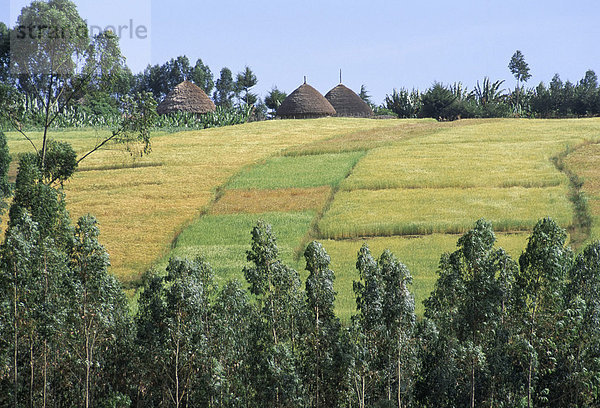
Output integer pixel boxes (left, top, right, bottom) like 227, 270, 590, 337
6, 118, 600, 318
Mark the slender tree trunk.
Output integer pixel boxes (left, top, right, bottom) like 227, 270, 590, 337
471, 360, 475, 408
30, 338, 34, 407
175, 314, 181, 408
41, 74, 55, 170
13, 268, 18, 408
43, 339, 47, 408
315, 305, 319, 408
397, 352, 402, 408
42, 254, 48, 408
84, 289, 90, 408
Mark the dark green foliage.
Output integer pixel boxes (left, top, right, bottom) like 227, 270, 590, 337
359, 85, 372, 105
0, 131, 11, 220
384, 88, 420, 118
214, 67, 235, 108
243, 220, 303, 407
515, 218, 573, 407
420, 82, 461, 121
350, 244, 418, 407
66, 215, 133, 407
508, 50, 532, 113
301, 241, 346, 408
40, 140, 77, 184
192, 58, 214, 95
136, 257, 214, 406
472, 78, 510, 117
509, 50, 532, 85
265, 87, 287, 114
235, 66, 258, 106
422, 219, 520, 407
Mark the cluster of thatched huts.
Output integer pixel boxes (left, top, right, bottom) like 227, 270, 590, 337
156, 78, 373, 118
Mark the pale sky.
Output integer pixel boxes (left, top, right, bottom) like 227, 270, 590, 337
2, 0, 600, 104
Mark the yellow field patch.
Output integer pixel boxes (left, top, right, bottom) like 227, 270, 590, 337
319, 186, 573, 238
211, 187, 331, 214
342, 140, 569, 190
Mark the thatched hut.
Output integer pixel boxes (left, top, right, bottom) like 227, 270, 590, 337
325, 84, 373, 117
276, 82, 336, 119
157, 81, 216, 115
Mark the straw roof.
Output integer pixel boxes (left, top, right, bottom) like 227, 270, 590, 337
276, 83, 336, 119
325, 84, 373, 117
157, 81, 216, 115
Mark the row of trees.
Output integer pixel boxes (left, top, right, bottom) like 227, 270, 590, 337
380, 51, 600, 120
133, 57, 260, 109
1, 125, 599, 406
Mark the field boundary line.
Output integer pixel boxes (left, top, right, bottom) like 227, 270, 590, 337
295, 150, 369, 258
551, 139, 597, 249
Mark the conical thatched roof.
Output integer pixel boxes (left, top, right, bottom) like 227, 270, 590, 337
325, 84, 373, 117
276, 83, 336, 119
157, 81, 216, 115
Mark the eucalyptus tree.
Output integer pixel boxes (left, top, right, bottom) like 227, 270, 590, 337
0, 147, 73, 407
210, 280, 254, 407
351, 244, 385, 407
508, 50, 532, 112
514, 218, 572, 408
243, 221, 303, 407
136, 257, 214, 407
548, 241, 600, 406
379, 250, 417, 408
422, 219, 518, 407
65, 215, 132, 408
301, 241, 346, 408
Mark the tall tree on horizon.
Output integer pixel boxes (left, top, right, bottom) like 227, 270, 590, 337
508, 50, 532, 113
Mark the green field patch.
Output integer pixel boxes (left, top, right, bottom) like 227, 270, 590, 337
342, 140, 568, 190
319, 186, 573, 238
320, 232, 530, 319
163, 211, 314, 282
227, 151, 365, 190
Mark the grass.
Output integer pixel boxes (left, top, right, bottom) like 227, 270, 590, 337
318, 186, 573, 238
320, 232, 530, 320
5, 118, 401, 284
564, 142, 600, 243
226, 151, 365, 190
211, 187, 331, 214
341, 140, 569, 190
163, 211, 314, 283
281, 118, 447, 155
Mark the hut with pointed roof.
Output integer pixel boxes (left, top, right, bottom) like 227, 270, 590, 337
276, 82, 336, 119
325, 84, 373, 117
157, 80, 216, 115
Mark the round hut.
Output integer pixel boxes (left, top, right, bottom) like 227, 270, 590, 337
157, 81, 216, 115
276, 82, 336, 119
325, 84, 373, 117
